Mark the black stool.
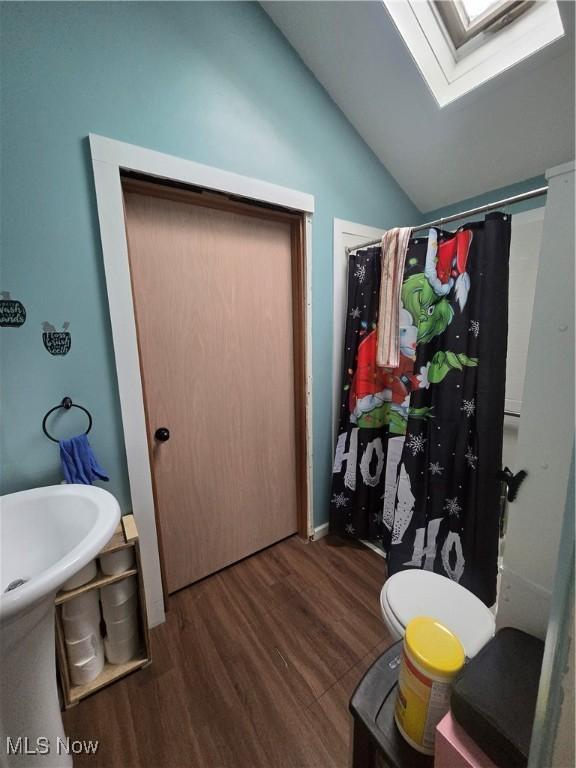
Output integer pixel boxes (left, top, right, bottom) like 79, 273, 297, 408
349, 642, 434, 768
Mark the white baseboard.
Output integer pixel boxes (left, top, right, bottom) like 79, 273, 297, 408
496, 566, 551, 640
312, 523, 329, 540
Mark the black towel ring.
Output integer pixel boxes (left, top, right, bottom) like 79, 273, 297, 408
42, 397, 93, 443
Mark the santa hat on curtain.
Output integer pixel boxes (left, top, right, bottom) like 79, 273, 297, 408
424, 228, 473, 310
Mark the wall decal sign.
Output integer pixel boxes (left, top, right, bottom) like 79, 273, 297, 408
0, 292, 26, 327
42, 321, 72, 355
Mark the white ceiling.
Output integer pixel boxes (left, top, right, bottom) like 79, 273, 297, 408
262, 1, 575, 212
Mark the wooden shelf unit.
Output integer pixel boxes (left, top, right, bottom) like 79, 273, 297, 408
55, 514, 151, 709
55, 567, 139, 604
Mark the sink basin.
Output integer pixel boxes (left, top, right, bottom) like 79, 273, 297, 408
0, 485, 120, 766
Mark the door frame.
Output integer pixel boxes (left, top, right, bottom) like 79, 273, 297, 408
89, 134, 315, 627
327, 219, 387, 554
332, 219, 386, 448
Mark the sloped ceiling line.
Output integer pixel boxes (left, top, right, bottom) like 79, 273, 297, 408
261, 1, 574, 211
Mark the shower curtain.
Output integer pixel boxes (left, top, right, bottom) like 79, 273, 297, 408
330, 213, 511, 606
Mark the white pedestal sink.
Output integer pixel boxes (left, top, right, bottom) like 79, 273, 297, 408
0, 485, 120, 767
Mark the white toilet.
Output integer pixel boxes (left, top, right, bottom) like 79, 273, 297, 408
380, 569, 495, 658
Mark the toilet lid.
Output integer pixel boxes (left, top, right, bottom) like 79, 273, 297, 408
384, 570, 495, 657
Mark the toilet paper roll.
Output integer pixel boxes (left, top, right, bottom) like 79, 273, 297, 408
102, 592, 137, 624
99, 548, 135, 576
66, 632, 102, 666
104, 632, 139, 665
101, 576, 137, 608
104, 611, 138, 644
62, 606, 101, 642
61, 560, 97, 591
61, 589, 100, 620
70, 640, 105, 686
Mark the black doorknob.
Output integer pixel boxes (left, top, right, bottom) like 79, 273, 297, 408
155, 427, 170, 442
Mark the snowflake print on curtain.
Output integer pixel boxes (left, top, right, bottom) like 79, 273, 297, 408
330, 213, 511, 606
330, 247, 390, 543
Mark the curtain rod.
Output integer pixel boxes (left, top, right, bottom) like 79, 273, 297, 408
346, 184, 548, 254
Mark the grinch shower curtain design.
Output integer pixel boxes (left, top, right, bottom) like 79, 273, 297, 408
330, 213, 511, 606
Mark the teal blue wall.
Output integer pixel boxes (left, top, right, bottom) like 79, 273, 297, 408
0, 2, 419, 525
422, 174, 547, 224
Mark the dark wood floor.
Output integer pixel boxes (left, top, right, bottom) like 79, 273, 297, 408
63, 535, 393, 767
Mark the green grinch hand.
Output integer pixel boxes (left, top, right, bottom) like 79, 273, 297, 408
428, 351, 478, 383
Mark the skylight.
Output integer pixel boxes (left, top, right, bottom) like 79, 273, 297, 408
384, 0, 565, 107
462, 0, 504, 21
434, 1, 536, 49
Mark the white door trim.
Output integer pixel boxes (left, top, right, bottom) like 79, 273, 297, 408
497, 161, 574, 639
503, 205, 545, 416
332, 218, 386, 447
89, 134, 315, 627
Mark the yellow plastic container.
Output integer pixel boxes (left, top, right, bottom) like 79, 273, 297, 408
394, 616, 465, 755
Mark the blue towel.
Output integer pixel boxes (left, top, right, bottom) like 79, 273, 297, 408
59, 434, 109, 485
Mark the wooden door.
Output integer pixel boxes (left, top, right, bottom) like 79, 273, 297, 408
123, 180, 305, 593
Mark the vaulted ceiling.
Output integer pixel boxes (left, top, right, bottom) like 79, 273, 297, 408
262, 1, 575, 212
